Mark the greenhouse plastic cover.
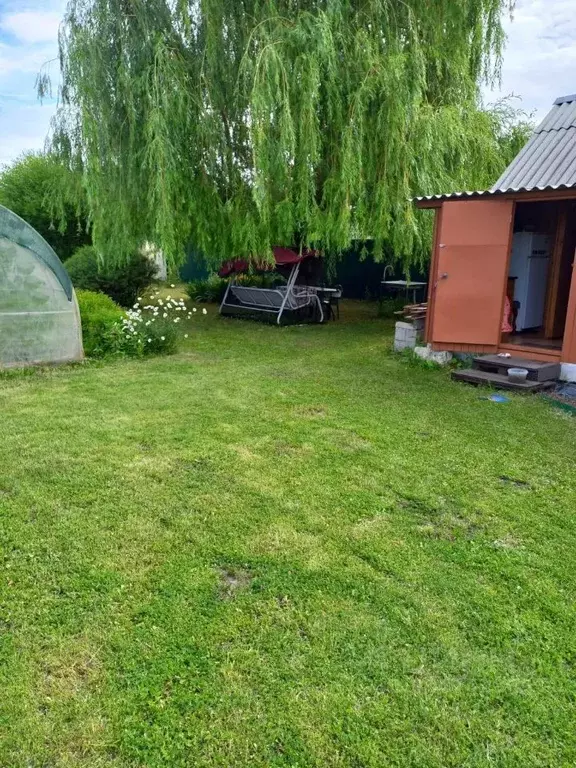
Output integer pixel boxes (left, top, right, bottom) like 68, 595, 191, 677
0, 204, 83, 366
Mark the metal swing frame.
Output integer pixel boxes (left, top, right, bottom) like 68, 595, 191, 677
219, 261, 323, 324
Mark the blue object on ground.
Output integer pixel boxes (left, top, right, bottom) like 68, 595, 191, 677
557, 383, 576, 399
479, 393, 510, 403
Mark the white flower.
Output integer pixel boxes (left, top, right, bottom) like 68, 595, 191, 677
137, 297, 142, 301
161, 336, 165, 341
202, 308, 207, 315
171, 284, 175, 288
133, 303, 139, 309
192, 308, 197, 313
148, 338, 152, 342
163, 312, 168, 318
184, 334, 189, 338
145, 321, 151, 326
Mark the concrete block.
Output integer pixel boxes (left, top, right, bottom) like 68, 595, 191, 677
414, 345, 431, 360
414, 344, 452, 366
431, 350, 453, 365
560, 363, 576, 383
394, 322, 418, 351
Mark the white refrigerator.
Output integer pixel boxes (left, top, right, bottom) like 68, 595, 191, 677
509, 232, 552, 331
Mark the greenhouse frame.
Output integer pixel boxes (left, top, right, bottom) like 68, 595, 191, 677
0, 204, 83, 367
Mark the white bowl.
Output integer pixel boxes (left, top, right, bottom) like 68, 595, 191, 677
508, 367, 529, 383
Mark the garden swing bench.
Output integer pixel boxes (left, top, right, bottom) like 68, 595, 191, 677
218, 247, 324, 325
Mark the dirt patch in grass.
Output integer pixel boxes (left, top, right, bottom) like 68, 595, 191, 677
41, 646, 101, 702
217, 567, 253, 600
293, 405, 327, 419
324, 428, 373, 452
493, 534, 524, 550
231, 445, 260, 461
500, 476, 531, 489
397, 496, 484, 542
397, 495, 438, 516
416, 514, 483, 542
274, 440, 313, 457
351, 512, 390, 536
174, 456, 216, 474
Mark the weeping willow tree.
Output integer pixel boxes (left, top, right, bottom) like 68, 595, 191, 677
45, 0, 520, 269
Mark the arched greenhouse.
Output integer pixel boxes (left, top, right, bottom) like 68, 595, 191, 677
0, 204, 83, 367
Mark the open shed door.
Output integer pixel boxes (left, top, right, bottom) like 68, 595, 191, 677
431, 199, 514, 345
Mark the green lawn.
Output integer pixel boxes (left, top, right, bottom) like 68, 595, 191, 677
1, 302, 575, 767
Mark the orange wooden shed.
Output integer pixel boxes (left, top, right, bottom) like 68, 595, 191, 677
416, 94, 576, 379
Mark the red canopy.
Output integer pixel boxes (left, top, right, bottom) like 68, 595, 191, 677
219, 247, 318, 277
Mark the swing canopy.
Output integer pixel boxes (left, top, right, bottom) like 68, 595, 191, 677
218, 247, 319, 277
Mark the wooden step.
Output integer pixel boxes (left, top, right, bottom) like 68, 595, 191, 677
452, 369, 557, 392
472, 354, 560, 382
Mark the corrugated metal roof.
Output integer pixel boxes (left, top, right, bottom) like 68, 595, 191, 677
415, 184, 576, 204
538, 99, 576, 131
415, 190, 501, 203
492, 94, 576, 192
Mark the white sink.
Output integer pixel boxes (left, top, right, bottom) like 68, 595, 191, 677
382, 280, 427, 287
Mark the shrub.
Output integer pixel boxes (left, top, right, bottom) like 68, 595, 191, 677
77, 288, 203, 359
186, 274, 228, 303
67, 245, 157, 307
121, 290, 203, 356
75, 289, 125, 357
122, 291, 207, 355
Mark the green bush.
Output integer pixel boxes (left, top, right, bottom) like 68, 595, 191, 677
75, 289, 125, 357
122, 293, 195, 356
186, 274, 228, 303
67, 245, 157, 307
141, 318, 180, 356
76, 290, 188, 359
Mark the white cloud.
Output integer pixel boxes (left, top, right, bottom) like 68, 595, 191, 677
0, 2, 65, 166
0, 39, 57, 76
486, 0, 576, 122
0, 0, 575, 167
1, 11, 62, 44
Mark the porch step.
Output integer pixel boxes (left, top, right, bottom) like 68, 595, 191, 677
472, 354, 561, 382
452, 369, 556, 392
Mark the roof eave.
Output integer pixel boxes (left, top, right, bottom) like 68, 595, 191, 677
414, 184, 576, 208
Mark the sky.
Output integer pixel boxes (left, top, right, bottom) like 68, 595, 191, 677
0, 0, 575, 167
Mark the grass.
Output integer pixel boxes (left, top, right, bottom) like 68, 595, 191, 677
1, 301, 575, 767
